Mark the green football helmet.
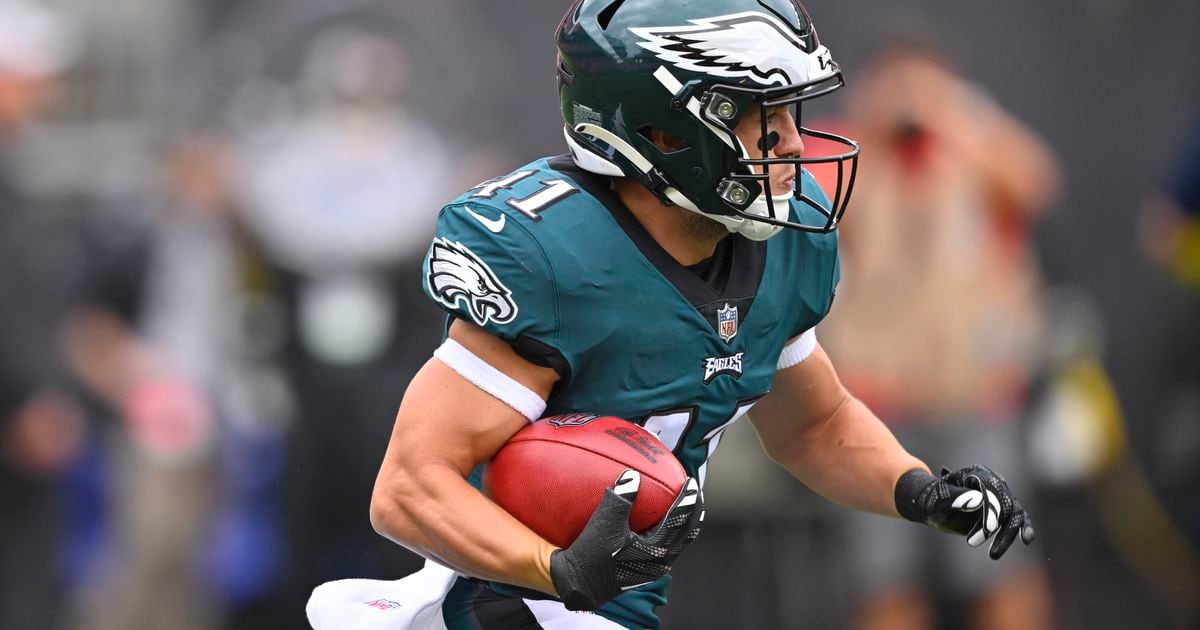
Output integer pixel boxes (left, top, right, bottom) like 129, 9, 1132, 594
556, 0, 859, 239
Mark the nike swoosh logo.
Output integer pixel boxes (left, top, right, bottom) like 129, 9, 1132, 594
465, 206, 506, 233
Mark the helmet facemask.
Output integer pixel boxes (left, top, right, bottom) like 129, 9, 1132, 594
700, 70, 860, 238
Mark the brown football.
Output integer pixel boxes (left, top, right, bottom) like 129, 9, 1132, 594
483, 414, 687, 549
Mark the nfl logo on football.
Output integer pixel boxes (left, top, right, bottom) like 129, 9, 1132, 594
717, 303, 738, 343
547, 413, 601, 428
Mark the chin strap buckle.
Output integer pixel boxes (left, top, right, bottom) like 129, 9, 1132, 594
643, 167, 677, 206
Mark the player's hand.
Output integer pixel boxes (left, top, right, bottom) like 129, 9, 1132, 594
550, 470, 703, 611
894, 466, 1035, 560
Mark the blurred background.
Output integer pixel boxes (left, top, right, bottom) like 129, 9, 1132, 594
0, 0, 1197, 629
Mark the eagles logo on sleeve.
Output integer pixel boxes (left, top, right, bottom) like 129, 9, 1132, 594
426, 238, 518, 326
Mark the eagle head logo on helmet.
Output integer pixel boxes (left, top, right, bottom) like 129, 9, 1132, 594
629, 11, 835, 89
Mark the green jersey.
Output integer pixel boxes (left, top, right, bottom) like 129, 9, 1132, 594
421, 155, 839, 628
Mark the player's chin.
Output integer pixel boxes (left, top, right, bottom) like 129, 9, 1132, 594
770, 177, 796, 197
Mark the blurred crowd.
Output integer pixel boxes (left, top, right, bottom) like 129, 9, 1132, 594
0, 1, 1197, 630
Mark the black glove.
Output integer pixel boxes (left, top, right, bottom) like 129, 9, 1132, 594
550, 469, 703, 611
894, 465, 1036, 560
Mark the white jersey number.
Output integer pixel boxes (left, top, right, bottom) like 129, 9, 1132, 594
641, 399, 760, 487
470, 171, 577, 221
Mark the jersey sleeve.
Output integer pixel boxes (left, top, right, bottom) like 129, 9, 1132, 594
421, 202, 570, 377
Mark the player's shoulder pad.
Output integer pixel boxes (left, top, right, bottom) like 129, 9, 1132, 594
424, 159, 575, 338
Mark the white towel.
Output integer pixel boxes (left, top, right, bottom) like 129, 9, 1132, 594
306, 561, 457, 630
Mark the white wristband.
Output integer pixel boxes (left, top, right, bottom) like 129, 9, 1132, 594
434, 339, 547, 422
777, 329, 817, 370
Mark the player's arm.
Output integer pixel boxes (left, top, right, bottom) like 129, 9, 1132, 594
749, 335, 1036, 558
370, 319, 703, 610
749, 340, 924, 517
369, 319, 561, 593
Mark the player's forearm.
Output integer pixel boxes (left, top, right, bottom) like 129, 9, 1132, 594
370, 462, 557, 595
777, 395, 928, 517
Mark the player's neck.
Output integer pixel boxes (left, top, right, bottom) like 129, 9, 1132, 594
614, 179, 727, 266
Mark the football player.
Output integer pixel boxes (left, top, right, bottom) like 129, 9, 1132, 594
311, 1, 1036, 628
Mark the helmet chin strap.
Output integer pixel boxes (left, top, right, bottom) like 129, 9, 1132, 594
570, 123, 788, 241
735, 192, 790, 241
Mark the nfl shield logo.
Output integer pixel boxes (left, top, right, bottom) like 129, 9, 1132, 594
547, 413, 601, 428
717, 303, 738, 343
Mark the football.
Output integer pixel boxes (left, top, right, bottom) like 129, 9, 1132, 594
483, 413, 688, 549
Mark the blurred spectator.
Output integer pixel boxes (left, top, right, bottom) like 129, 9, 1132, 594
1138, 120, 1200, 538
158, 137, 293, 630
819, 33, 1061, 630
1141, 117, 1200, 287
0, 2, 87, 628
60, 138, 239, 630
227, 21, 458, 626
1138, 113, 1200, 581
